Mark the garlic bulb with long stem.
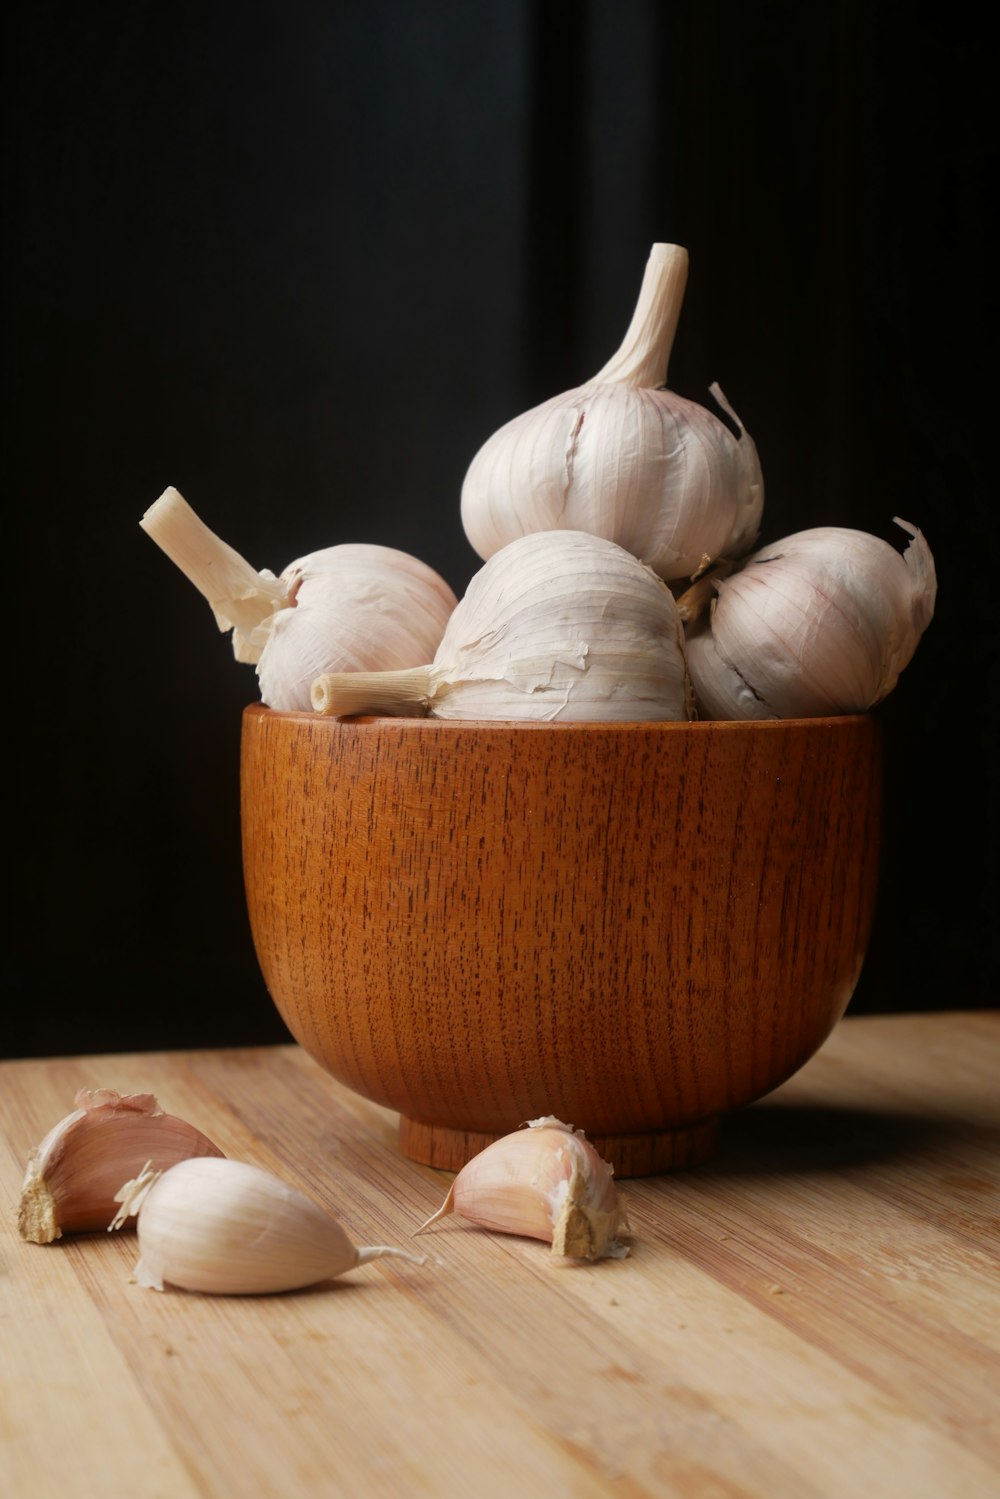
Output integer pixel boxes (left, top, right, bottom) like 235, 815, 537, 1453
140, 487, 458, 711
416, 1117, 630, 1261
111, 1156, 427, 1295
460, 242, 764, 582
679, 517, 937, 719
17, 1090, 224, 1243
310, 529, 693, 722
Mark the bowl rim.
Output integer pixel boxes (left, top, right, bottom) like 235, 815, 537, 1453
242, 703, 876, 734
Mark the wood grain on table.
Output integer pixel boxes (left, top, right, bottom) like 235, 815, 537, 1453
1, 1012, 998, 1499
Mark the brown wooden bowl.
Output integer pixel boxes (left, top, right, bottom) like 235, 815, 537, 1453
240, 707, 881, 1176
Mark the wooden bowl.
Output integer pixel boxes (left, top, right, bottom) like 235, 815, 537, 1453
240, 707, 881, 1176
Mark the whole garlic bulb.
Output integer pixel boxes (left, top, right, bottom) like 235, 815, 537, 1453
681, 517, 937, 719
111, 1156, 426, 1295
460, 243, 764, 582
140, 487, 458, 711
310, 529, 693, 723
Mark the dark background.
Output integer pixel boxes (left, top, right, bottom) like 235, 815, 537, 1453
3, 2, 995, 1059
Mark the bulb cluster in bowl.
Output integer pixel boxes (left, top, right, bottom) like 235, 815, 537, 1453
141, 241, 936, 722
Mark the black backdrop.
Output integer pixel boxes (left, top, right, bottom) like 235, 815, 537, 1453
3, 2, 995, 1059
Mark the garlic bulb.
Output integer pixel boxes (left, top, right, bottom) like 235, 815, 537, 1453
417, 1117, 630, 1261
310, 529, 692, 722
17, 1089, 224, 1243
460, 242, 764, 582
111, 1156, 426, 1294
140, 486, 458, 711
681, 517, 937, 719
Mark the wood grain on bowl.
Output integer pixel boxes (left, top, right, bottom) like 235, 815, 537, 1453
240, 710, 881, 1176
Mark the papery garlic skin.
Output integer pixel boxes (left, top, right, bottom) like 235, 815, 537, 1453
17, 1090, 224, 1244
140, 487, 458, 711
113, 1156, 425, 1295
417, 1117, 630, 1261
683, 517, 937, 720
311, 529, 693, 723
254, 544, 457, 712
460, 243, 763, 582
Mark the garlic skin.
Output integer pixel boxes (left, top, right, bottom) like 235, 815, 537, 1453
140, 487, 458, 711
417, 1117, 630, 1261
310, 529, 692, 723
682, 517, 937, 720
460, 243, 763, 583
111, 1156, 426, 1295
17, 1090, 224, 1244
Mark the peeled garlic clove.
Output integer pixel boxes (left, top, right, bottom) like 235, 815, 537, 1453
311, 529, 693, 723
112, 1156, 426, 1295
417, 1117, 631, 1261
682, 517, 937, 720
17, 1089, 224, 1244
140, 487, 458, 709
460, 242, 764, 582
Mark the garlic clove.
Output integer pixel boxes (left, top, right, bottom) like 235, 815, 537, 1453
111, 1156, 426, 1295
310, 529, 693, 723
416, 1117, 631, 1261
140, 487, 459, 708
17, 1089, 225, 1243
683, 517, 937, 720
460, 243, 764, 583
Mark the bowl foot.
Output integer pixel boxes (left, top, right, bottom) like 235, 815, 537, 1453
398, 1115, 720, 1178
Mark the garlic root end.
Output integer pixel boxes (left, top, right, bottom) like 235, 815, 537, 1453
16, 1172, 60, 1244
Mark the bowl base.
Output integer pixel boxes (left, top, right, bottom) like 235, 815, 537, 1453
398, 1115, 721, 1178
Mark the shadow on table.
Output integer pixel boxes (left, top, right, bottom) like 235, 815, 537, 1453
704, 1101, 997, 1176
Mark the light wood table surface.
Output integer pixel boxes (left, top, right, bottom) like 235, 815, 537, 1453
2, 1011, 998, 1498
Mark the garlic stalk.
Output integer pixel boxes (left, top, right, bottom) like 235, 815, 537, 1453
111, 1156, 427, 1295
460, 242, 764, 582
680, 517, 937, 719
310, 529, 693, 722
416, 1117, 631, 1261
17, 1089, 224, 1244
140, 486, 458, 711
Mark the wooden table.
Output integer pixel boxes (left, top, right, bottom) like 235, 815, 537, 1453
2, 1012, 998, 1498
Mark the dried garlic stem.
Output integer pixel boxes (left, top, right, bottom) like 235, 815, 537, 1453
311, 666, 433, 717
674, 559, 735, 623
140, 486, 287, 639
592, 242, 689, 388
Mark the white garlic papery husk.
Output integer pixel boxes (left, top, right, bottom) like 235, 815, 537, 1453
253, 543, 458, 711
310, 529, 693, 722
682, 517, 937, 720
140, 486, 458, 710
416, 1117, 630, 1261
460, 242, 764, 583
111, 1156, 426, 1295
17, 1090, 224, 1244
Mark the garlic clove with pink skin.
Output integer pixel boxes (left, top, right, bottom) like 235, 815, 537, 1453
416, 1117, 631, 1261
17, 1090, 225, 1243
679, 516, 937, 720
111, 1157, 427, 1295
139, 486, 458, 711
460, 242, 764, 583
